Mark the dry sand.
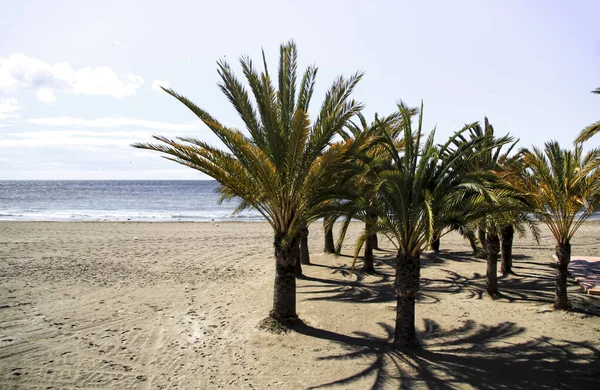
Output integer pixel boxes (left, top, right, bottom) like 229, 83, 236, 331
1, 221, 599, 389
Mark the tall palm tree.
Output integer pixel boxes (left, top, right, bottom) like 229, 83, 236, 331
508, 141, 600, 309
344, 102, 490, 348
133, 41, 363, 325
574, 87, 600, 144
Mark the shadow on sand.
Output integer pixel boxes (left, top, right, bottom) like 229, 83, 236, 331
295, 250, 600, 388
301, 251, 600, 315
294, 319, 600, 389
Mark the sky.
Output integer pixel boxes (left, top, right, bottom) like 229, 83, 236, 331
0, 0, 598, 180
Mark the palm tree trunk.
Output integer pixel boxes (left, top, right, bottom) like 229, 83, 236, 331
478, 226, 487, 248
501, 225, 514, 275
363, 215, 377, 272
323, 217, 336, 254
272, 234, 300, 324
477, 226, 488, 258
486, 232, 500, 297
393, 251, 421, 349
300, 227, 310, 265
363, 231, 375, 273
463, 229, 480, 256
430, 232, 441, 252
372, 233, 379, 250
555, 242, 571, 310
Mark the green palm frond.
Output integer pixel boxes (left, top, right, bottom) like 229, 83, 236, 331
133, 41, 363, 245
509, 141, 600, 243
339, 102, 499, 262
574, 87, 600, 144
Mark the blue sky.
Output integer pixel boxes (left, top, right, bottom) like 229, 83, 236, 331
0, 0, 598, 179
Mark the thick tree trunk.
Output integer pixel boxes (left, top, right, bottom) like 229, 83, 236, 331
372, 234, 379, 250
477, 227, 488, 258
554, 242, 571, 310
300, 227, 310, 265
323, 217, 336, 254
272, 234, 300, 324
393, 251, 421, 349
486, 232, 500, 297
501, 224, 514, 275
430, 232, 441, 252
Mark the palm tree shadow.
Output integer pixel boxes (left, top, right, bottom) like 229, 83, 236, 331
298, 269, 396, 304
302, 255, 600, 315
297, 319, 600, 389
422, 251, 482, 267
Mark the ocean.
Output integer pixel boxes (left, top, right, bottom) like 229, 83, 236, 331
0, 180, 264, 222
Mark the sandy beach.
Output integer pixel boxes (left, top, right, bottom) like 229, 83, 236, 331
1, 221, 599, 389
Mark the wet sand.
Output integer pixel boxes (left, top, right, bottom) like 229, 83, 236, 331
1, 221, 599, 389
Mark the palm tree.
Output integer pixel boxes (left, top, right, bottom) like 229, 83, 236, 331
497, 152, 541, 275
446, 119, 540, 295
345, 102, 490, 348
444, 118, 515, 258
508, 141, 600, 310
574, 87, 600, 144
337, 112, 403, 273
133, 41, 363, 325
475, 197, 540, 296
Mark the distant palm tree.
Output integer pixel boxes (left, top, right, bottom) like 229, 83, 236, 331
345, 102, 490, 348
574, 88, 600, 144
475, 197, 540, 296
448, 119, 538, 294
496, 152, 541, 275
509, 142, 600, 309
335, 112, 404, 273
133, 41, 363, 325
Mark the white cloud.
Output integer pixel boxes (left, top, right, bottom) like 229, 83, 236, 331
36, 88, 57, 103
26, 116, 201, 131
151, 80, 170, 92
0, 129, 145, 147
0, 97, 23, 123
0, 97, 22, 114
0, 53, 144, 102
114, 40, 126, 48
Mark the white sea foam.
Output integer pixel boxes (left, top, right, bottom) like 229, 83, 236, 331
0, 180, 264, 222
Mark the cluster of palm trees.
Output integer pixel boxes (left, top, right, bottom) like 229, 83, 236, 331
133, 42, 600, 350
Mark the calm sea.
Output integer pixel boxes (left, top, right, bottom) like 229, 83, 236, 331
0, 180, 263, 222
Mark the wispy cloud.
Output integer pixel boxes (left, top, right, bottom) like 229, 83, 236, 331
114, 40, 126, 48
0, 97, 22, 114
0, 129, 147, 147
0, 116, 226, 150
0, 54, 143, 102
26, 116, 201, 131
0, 97, 23, 123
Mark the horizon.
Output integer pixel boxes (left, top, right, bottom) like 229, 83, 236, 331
1, 0, 599, 180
